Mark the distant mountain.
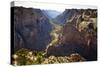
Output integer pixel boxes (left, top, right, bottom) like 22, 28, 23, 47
42, 10, 61, 19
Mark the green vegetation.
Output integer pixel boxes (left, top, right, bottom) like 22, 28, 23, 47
12, 48, 45, 65
48, 19, 62, 46
12, 48, 85, 65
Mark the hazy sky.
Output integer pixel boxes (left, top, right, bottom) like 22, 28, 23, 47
13, 1, 97, 12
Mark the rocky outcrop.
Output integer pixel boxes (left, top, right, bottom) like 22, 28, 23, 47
13, 7, 52, 52
43, 53, 85, 64
47, 9, 97, 61
55, 9, 97, 25
12, 48, 85, 65
55, 9, 80, 25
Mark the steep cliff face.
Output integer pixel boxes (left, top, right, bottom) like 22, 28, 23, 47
55, 9, 80, 25
55, 9, 97, 25
47, 9, 97, 61
13, 7, 52, 52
